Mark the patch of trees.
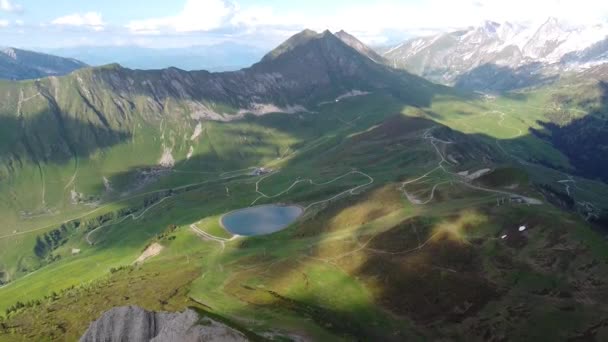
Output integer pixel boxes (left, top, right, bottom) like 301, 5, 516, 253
143, 190, 173, 207
3, 299, 42, 317
109, 265, 135, 274
33, 221, 81, 260
31, 189, 179, 265
83, 212, 116, 232
156, 224, 178, 241
138, 224, 178, 256
31, 202, 144, 260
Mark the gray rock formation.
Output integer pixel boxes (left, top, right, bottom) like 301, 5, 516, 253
79, 306, 248, 342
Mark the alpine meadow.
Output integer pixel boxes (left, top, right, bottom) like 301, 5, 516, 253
1, 1, 608, 341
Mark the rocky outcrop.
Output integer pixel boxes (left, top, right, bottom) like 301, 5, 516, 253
79, 306, 248, 342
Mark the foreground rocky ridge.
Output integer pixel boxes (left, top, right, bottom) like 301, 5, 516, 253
79, 306, 248, 342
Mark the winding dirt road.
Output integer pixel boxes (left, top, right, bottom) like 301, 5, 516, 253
190, 224, 239, 252
251, 170, 374, 209
0, 167, 256, 241
401, 126, 542, 206
85, 195, 174, 245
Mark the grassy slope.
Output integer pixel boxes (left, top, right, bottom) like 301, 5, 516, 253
1, 88, 608, 340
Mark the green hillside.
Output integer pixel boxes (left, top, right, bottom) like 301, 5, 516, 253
1, 30, 608, 341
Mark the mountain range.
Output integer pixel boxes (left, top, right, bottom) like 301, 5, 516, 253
42, 42, 266, 72
0, 47, 86, 80
9, 17, 608, 92
382, 17, 608, 91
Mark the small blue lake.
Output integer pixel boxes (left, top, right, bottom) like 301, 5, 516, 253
220, 204, 303, 236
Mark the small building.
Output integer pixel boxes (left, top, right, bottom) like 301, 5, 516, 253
510, 196, 525, 204
251, 167, 272, 176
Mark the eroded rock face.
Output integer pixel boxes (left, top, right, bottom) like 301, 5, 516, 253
79, 306, 248, 342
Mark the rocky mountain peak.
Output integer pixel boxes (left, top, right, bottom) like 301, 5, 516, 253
537, 16, 568, 34
334, 29, 387, 64
544, 16, 560, 27
260, 28, 376, 64
1, 47, 17, 60
482, 20, 500, 34
260, 29, 327, 62
523, 17, 572, 59
254, 28, 371, 71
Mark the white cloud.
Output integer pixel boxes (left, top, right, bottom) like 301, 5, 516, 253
127, 0, 235, 34
30, 0, 608, 49
274, 0, 608, 44
14, 19, 22, 25
52, 12, 105, 31
0, 0, 22, 13
0, 19, 9, 27
228, 0, 608, 44
465, 0, 608, 25
230, 6, 275, 29
133, 0, 608, 46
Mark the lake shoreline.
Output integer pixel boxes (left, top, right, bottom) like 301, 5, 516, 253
219, 203, 304, 236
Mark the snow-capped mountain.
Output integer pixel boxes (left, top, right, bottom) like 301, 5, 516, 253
382, 18, 608, 91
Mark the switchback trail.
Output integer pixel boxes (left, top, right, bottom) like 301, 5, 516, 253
85, 196, 173, 245
251, 170, 374, 209
401, 127, 542, 206
190, 224, 239, 252
0, 167, 257, 241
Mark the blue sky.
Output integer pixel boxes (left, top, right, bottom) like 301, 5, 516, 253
1, 0, 608, 49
